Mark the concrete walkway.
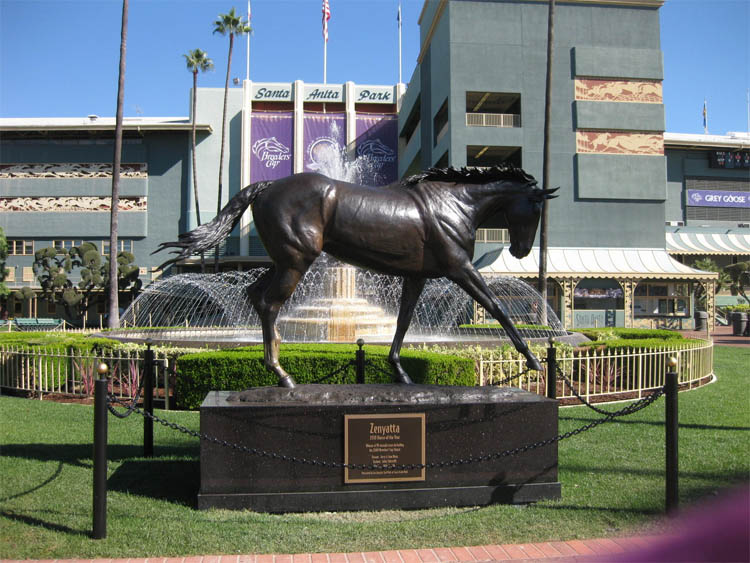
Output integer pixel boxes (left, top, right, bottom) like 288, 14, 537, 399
679, 322, 749, 347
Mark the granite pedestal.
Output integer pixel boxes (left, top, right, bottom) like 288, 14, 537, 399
198, 384, 560, 512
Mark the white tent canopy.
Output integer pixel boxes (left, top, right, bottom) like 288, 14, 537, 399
475, 247, 717, 280
666, 232, 750, 255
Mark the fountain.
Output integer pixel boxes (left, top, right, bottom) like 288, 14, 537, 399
120, 120, 568, 345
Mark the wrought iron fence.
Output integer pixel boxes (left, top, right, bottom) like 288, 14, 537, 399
0, 340, 713, 408
0, 346, 175, 408
479, 341, 713, 401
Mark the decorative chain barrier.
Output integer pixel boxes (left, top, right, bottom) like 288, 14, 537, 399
93, 348, 683, 539
106, 372, 146, 419
311, 360, 356, 383
105, 364, 664, 472
555, 365, 665, 418
487, 364, 538, 387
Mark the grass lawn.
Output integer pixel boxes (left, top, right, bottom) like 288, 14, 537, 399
1, 346, 747, 559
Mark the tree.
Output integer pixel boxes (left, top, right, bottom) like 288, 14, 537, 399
691, 258, 730, 309
108, 0, 129, 328
26, 243, 141, 325
724, 261, 750, 305
184, 48, 214, 272
0, 227, 9, 300
212, 7, 251, 272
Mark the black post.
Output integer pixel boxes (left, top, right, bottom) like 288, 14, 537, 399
356, 338, 365, 384
92, 366, 109, 539
546, 337, 557, 400
144, 340, 154, 458
665, 356, 679, 514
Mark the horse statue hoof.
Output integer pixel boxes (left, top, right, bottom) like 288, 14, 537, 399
526, 358, 543, 372
394, 374, 414, 384
278, 375, 296, 388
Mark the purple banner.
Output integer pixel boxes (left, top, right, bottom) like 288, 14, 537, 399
250, 112, 294, 182
687, 189, 749, 208
303, 113, 346, 174
355, 115, 398, 186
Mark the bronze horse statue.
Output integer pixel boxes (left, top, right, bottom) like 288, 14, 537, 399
155, 165, 557, 388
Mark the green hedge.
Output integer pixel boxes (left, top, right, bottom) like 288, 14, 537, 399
175, 344, 475, 410
458, 323, 552, 331
572, 327, 684, 342
578, 337, 707, 350
725, 304, 750, 312
570, 327, 707, 351
0, 331, 120, 352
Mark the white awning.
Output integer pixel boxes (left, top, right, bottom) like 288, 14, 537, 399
475, 247, 717, 280
666, 232, 750, 255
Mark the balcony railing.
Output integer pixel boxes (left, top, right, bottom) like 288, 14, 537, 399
475, 228, 510, 243
466, 112, 521, 128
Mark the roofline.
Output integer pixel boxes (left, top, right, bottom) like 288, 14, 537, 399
664, 132, 750, 150
417, 0, 663, 65
0, 118, 212, 133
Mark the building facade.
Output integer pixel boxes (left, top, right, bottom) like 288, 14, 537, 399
399, 0, 719, 330
4, 1, 747, 331
0, 117, 200, 321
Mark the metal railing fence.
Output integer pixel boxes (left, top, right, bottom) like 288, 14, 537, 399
0, 341, 713, 408
0, 345, 174, 408
478, 341, 713, 401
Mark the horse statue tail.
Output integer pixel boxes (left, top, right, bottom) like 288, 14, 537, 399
153, 180, 273, 270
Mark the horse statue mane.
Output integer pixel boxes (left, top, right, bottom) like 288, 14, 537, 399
399, 165, 536, 188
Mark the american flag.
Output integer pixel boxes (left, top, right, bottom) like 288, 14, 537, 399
322, 0, 331, 42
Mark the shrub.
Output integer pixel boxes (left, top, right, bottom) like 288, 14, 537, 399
572, 327, 683, 342
725, 304, 750, 313
175, 343, 475, 409
577, 337, 707, 350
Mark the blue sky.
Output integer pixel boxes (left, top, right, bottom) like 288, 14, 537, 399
0, 0, 748, 135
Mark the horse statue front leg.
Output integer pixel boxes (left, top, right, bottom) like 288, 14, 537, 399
452, 265, 543, 372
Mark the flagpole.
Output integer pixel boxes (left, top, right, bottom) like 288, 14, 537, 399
703, 99, 708, 134
322, 0, 330, 84
398, 1, 402, 84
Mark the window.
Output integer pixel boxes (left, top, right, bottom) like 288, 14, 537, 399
634, 282, 689, 317
22, 267, 34, 282
433, 99, 448, 146
101, 239, 133, 255
4, 267, 15, 282
8, 240, 34, 255
467, 146, 522, 168
400, 99, 421, 148
574, 279, 624, 310
53, 240, 83, 253
465, 92, 521, 128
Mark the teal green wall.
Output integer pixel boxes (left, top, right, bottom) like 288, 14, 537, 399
400, 0, 668, 250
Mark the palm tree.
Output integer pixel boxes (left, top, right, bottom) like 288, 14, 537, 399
108, 0, 128, 329
184, 48, 214, 272
212, 7, 251, 272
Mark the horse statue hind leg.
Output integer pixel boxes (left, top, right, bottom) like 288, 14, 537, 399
246, 263, 312, 389
387, 276, 427, 384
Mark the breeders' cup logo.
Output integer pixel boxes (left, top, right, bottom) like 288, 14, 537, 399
252, 137, 291, 169
307, 136, 342, 171
690, 192, 703, 204
356, 139, 396, 169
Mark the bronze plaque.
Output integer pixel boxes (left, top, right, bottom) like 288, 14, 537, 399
344, 413, 426, 483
